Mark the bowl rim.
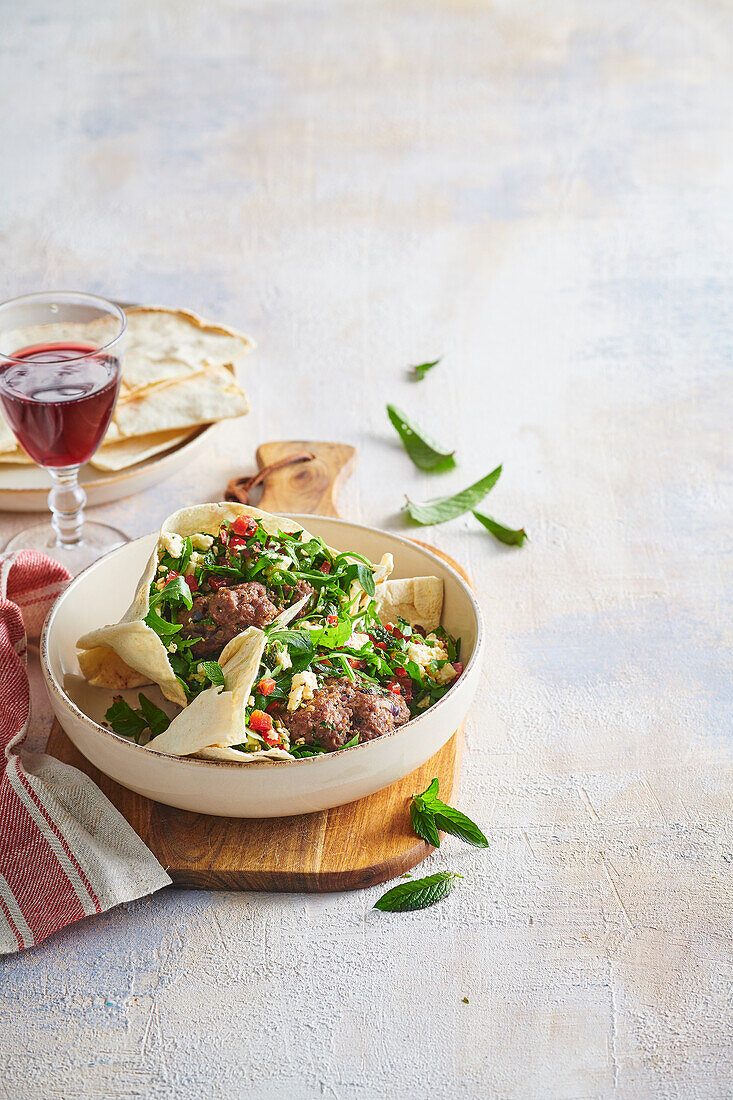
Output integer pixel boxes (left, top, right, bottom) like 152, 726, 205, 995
41, 513, 484, 769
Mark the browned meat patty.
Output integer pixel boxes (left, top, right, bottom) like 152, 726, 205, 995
274, 676, 410, 751
179, 581, 279, 658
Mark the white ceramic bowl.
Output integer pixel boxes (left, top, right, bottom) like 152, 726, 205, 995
41, 516, 484, 817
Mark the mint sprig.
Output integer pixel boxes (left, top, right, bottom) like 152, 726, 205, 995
373, 871, 461, 911
411, 778, 488, 848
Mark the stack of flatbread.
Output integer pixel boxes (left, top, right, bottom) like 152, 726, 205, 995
0, 306, 253, 471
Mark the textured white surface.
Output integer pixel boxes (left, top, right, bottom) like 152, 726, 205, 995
1, 1, 731, 1097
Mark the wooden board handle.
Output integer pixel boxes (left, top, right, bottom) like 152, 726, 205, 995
255, 441, 357, 517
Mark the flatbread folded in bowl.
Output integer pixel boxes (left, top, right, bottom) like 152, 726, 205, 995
77, 504, 458, 763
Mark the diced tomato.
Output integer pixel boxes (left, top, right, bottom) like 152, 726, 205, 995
185, 574, 199, 592
326, 614, 338, 626
208, 575, 227, 591
392, 628, 404, 640
265, 700, 279, 713
385, 623, 394, 633
249, 709, 274, 734
228, 534, 247, 552
319, 561, 332, 574
374, 641, 387, 651
388, 680, 402, 695
348, 658, 364, 669
232, 515, 258, 538
394, 666, 409, 679
257, 677, 276, 696
164, 570, 179, 585
452, 661, 464, 678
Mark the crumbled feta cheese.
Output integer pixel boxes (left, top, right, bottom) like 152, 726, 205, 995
248, 695, 255, 707
167, 643, 178, 654
191, 665, 207, 684
406, 633, 449, 678
160, 531, 184, 559
434, 662, 457, 685
287, 671, 318, 712
274, 646, 292, 672
189, 550, 206, 568
191, 533, 214, 551
347, 631, 370, 650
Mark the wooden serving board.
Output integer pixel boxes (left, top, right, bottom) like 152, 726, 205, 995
47, 442, 467, 892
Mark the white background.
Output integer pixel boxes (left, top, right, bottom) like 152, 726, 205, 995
0, 1, 731, 1097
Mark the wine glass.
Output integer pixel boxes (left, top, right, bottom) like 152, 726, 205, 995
0, 291, 129, 573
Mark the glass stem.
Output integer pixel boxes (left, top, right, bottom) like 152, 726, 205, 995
48, 466, 86, 548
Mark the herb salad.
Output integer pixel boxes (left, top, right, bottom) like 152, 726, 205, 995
105, 512, 463, 759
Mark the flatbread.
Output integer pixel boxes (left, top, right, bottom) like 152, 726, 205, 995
375, 576, 444, 633
144, 627, 266, 757
109, 365, 248, 439
89, 427, 196, 471
197, 744, 293, 763
121, 307, 253, 391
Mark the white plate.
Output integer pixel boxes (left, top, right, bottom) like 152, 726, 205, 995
41, 516, 484, 818
0, 423, 214, 512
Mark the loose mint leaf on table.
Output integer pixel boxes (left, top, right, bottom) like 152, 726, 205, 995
199, 661, 225, 688
386, 404, 456, 473
411, 778, 489, 849
472, 510, 528, 547
373, 871, 461, 912
411, 357, 441, 381
404, 465, 502, 525
410, 799, 441, 847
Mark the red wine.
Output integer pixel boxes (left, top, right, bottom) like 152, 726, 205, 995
0, 341, 120, 467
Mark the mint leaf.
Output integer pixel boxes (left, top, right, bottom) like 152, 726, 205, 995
412, 778, 489, 848
373, 871, 461, 912
410, 799, 440, 847
355, 562, 376, 598
404, 465, 502, 525
472, 510, 528, 546
431, 805, 488, 848
149, 574, 193, 612
105, 693, 170, 743
386, 404, 456, 473
200, 661, 225, 688
266, 629, 314, 654
419, 777, 439, 802
105, 697, 148, 741
137, 693, 171, 738
342, 734, 360, 749
411, 358, 441, 381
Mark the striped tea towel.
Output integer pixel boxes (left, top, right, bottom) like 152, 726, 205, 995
0, 549, 171, 954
